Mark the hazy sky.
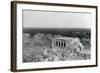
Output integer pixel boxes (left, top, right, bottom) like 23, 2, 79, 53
23, 10, 91, 28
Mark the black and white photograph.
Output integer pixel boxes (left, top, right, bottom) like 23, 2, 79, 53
23, 10, 91, 62
11, 1, 97, 72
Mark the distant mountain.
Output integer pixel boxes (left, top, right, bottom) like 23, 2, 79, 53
23, 28, 91, 39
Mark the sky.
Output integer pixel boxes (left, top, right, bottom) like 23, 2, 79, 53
23, 10, 92, 28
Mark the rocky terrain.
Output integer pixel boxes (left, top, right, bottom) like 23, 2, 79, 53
23, 31, 91, 62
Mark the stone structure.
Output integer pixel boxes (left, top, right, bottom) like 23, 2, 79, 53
52, 37, 84, 51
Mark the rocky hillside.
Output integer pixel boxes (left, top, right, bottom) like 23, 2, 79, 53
23, 32, 91, 62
